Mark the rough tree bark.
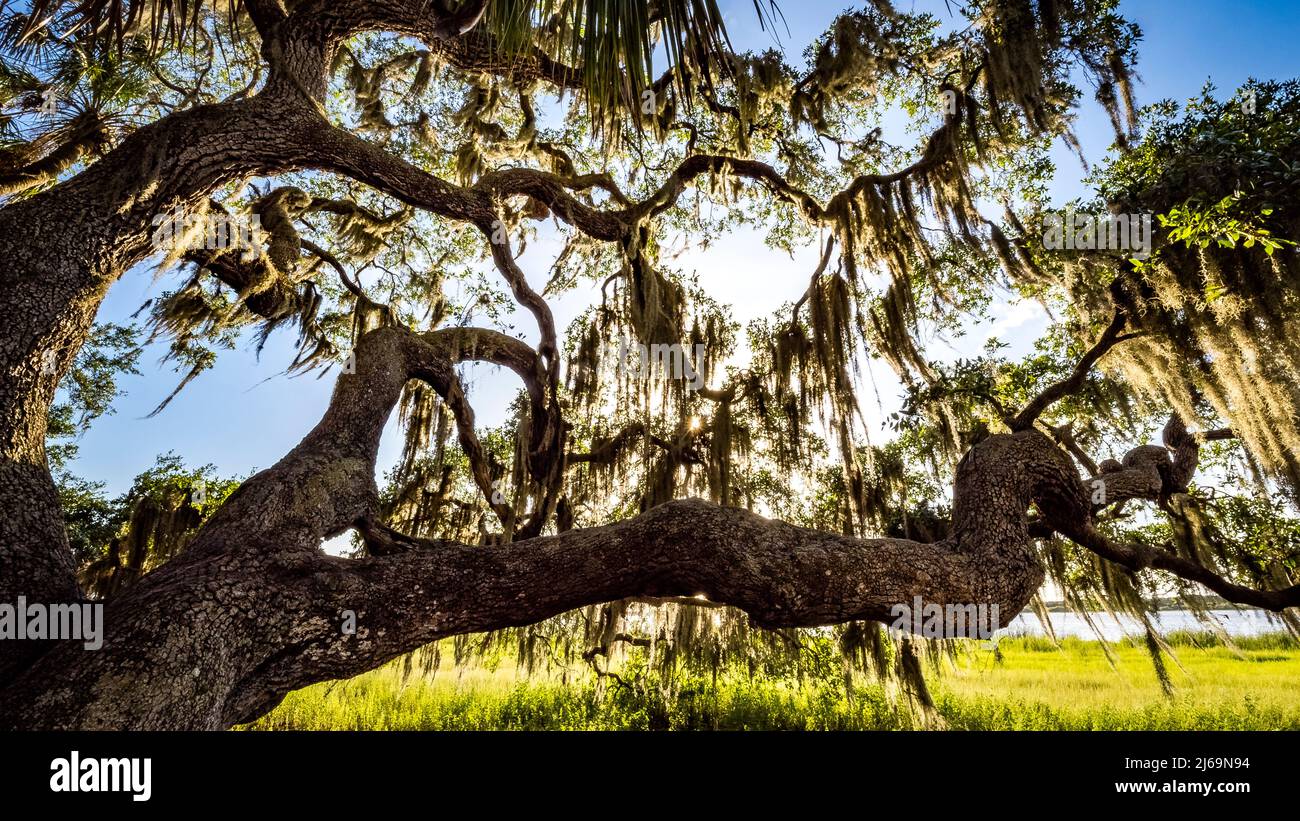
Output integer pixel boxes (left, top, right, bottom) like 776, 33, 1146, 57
1, 324, 1065, 729
0, 93, 329, 680
1, 0, 1296, 729
0, 0, 540, 682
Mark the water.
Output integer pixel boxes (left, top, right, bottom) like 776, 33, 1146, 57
999, 609, 1287, 641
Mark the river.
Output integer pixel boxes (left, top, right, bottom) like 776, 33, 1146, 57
1001, 609, 1288, 640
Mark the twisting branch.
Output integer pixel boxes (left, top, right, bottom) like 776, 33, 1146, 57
300, 238, 364, 298
1065, 523, 1300, 611
790, 235, 837, 324
438, 369, 516, 531
430, 0, 490, 39
293, 109, 988, 256
1010, 309, 1133, 432
1033, 413, 1300, 610
420, 327, 552, 532
481, 226, 560, 367
241, 0, 288, 39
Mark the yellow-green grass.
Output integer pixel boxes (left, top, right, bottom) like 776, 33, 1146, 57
933, 635, 1300, 730
246, 634, 1300, 731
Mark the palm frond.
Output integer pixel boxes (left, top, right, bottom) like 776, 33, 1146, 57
2, 0, 238, 53
485, 0, 782, 132
4, 0, 783, 132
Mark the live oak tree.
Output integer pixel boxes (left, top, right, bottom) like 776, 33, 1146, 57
0, 0, 1297, 729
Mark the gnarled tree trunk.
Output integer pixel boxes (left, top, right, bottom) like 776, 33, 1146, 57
1, 323, 1068, 729
2, 0, 1295, 731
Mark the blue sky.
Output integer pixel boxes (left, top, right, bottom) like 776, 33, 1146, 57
63, 0, 1300, 498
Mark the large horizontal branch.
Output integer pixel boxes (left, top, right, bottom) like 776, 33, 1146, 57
213, 430, 1099, 722
224, 483, 1050, 723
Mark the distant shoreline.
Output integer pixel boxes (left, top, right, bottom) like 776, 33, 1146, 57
1038, 595, 1252, 613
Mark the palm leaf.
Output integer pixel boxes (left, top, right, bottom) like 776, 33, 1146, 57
2, 0, 236, 52
483, 0, 784, 132
3, 0, 783, 127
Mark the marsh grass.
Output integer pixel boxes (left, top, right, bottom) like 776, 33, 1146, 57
246, 633, 1300, 731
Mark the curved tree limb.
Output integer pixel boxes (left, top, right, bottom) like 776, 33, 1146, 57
1010, 308, 1132, 432
4, 0, 1290, 734
2, 318, 1292, 729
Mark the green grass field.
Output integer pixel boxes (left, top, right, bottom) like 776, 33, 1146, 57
246, 633, 1300, 731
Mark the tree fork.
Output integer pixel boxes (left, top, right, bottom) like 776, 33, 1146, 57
0, 323, 1090, 730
